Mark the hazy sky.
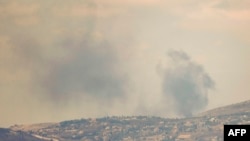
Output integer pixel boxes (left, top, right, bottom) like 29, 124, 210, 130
0, 0, 250, 127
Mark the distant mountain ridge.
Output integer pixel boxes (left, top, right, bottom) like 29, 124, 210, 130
2, 99, 250, 141
199, 100, 250, 117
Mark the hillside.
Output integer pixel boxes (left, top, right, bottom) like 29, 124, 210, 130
199, 100, 250, 117
0, 128, 45, 141
4, 100, 250, 141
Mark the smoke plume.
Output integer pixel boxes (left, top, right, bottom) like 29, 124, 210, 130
162, 50, 214, 117
42, 36, 126, 105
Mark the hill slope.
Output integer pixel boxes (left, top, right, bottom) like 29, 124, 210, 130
5, 99, 250, 141
199, 100, 250, 117
0, 128, 45, 141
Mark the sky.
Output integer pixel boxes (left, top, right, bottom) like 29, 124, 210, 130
0, 0, 250, 127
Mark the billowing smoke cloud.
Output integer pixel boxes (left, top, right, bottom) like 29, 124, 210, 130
0, 0, 131, 126
8, 31, 126, 107
162, 50, 214, 117
42, 36, 126, 105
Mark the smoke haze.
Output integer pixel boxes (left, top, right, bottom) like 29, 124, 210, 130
1, 0, 250, 127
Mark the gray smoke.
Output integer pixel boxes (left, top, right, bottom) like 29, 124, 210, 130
1, 0, 127, 107
162, 50, 214, 117
5, 34, 126, 106
42, 36, 126, 105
